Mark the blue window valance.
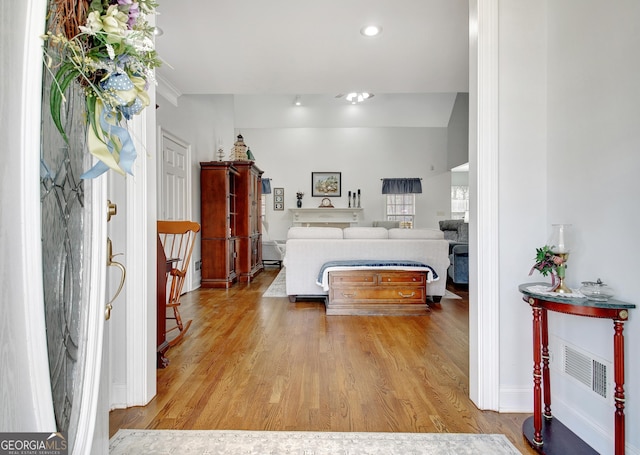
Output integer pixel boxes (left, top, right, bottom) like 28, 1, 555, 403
262, 178, 272, 194
381, 178, 422, 194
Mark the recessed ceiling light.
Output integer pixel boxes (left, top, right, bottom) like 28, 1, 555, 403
360, 25, 382, 37
345, 92, 374, 104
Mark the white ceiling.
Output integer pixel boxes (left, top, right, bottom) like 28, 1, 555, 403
155, 0, 469, 96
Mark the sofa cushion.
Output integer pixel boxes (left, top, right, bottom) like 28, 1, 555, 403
388, 228, 444, 240
458, 222, 469, 243
343, 227, 389, 239
439, 219, 463, 231
287, 227, 344, 239
372, 220, 401, 229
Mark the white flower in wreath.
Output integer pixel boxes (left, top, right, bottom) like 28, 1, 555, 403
79, 11, 103, 35
102, 5, 129, 44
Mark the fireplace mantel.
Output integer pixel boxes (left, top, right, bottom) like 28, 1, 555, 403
289, 208, 363, 228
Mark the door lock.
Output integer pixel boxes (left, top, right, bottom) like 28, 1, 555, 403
107, 200, 117, 222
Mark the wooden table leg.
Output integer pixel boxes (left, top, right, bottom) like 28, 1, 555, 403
532, 305, 543, 446
541, 308, 552, 419
613, 320, 625, 455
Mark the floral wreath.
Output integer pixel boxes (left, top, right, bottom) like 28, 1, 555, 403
43, 0, 161, 178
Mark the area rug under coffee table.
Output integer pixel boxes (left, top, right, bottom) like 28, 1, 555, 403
109, 429, 521, 454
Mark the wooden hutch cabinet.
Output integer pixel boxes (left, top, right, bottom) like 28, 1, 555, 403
233, 161, 264, 282
200, 161, 263, 288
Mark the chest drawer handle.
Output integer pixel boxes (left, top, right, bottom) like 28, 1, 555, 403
341, 292, 356, 298
398, 291, 416, 298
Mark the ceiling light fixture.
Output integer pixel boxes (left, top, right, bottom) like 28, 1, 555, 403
294, 95, 302, 106
360, 25, 382, 37
345, 92, 374, 104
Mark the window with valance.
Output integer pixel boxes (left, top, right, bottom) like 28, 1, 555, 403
381, 178, 421, 228
381, 178, 422, 194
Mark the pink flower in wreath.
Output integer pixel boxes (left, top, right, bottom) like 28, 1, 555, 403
552, 255, 564, 265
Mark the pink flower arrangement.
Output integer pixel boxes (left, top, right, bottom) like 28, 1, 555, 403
529, 245, 566, 287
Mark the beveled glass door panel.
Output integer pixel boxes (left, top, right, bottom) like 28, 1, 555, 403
40, 6, 101, 451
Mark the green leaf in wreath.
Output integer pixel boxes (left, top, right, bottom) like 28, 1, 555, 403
50, 62, 80, 144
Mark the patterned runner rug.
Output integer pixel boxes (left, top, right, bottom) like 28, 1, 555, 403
262, 267, 287, 297
262, 268, 462, 300
109, 429, 521, 454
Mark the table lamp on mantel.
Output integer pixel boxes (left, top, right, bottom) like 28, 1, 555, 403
549, 224, 571, 293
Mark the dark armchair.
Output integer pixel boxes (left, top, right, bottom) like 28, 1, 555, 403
439, 220, 469, 285
448, 243, 469, 284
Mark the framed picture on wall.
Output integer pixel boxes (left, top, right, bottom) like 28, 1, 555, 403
311, 172, 341, 197
273, 187, 284, 210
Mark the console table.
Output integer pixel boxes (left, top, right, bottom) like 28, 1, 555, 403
519, 283, 635, 455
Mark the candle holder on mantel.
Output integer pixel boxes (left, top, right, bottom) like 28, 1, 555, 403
549, 224, 571, 293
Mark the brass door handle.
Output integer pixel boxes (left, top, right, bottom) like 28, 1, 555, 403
105, 237, 126, 320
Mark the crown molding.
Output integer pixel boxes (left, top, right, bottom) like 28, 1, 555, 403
156, 73, 181, 107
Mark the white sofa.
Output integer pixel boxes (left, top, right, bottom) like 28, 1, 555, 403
283, 227, 450, 301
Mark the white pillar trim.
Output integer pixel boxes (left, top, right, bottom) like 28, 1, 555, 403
125, 107, 157, 406
469, 0, 501, 410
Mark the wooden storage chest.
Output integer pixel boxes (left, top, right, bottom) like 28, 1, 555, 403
327, 270, 429, 315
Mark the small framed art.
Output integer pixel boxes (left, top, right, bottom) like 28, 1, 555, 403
273, 187, 284, 210
311, 172, 341, 197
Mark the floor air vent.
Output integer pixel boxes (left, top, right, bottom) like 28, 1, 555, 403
563, 345, 608, 398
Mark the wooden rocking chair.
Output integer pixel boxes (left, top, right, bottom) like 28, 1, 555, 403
157, 220, 201, 346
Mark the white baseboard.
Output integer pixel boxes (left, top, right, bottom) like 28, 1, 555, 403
499, 386, 531, 413
109, 382, 129, 411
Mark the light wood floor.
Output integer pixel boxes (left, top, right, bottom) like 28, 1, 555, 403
109, 268, 536, 454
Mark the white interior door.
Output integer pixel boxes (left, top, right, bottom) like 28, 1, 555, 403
158, 128, 195, 292
159, 129, 190, 221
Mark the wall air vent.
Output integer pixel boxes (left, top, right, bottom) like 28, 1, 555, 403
563, 344, 608, 399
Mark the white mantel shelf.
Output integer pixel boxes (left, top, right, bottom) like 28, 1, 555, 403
289, 208, 363, 227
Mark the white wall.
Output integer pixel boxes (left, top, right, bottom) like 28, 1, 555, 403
496, 0, 549, 412
498, 1, 639, 454
232, 94, 464, 238
241, 127, 451, 239
543, 1, 640, 453
156, 93, 465, 244
447, 93, 469, 170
